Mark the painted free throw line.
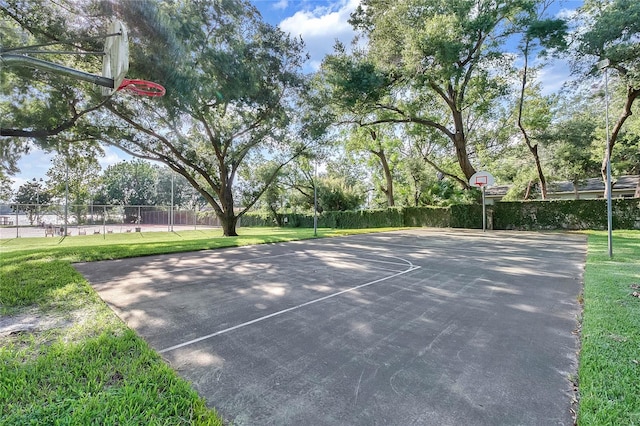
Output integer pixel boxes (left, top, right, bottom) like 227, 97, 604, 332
159, 258, 420, 354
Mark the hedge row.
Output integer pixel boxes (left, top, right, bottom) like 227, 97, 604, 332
493, 199, 640, 230
240, 198, 640, 231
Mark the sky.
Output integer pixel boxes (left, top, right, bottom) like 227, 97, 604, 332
8, 0, 583, 193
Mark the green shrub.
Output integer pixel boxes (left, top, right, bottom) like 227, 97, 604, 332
451, 204, 483, 229
242, 198, 640, 231
403, 206, 451, 227
493, 199, 640, 230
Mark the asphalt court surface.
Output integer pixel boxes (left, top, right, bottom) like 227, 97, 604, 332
75, 229, 586, 425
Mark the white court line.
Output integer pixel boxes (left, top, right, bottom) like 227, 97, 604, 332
158, 259, 421, 354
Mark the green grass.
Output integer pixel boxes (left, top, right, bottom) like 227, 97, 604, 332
0, 227, 399, 424
578, 231, 640, 425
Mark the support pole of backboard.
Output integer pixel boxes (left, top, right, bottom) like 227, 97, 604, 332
1, 54, 114, 89
469, 171, 494, 233
482, 185, 486, 232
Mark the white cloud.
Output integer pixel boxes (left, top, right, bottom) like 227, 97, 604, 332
537, 58, 573, 95
279, 0, 360, 71
99, 146, 129, 170
12, 147, 52, 191
273, 0, 288, 10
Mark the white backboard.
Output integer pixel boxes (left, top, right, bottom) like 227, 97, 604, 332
102, 19, 129, 95
469, 171, 495, 188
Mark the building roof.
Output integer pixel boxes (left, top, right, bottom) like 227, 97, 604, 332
484, 175, 639, 198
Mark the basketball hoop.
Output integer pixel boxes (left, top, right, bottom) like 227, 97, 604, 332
469, 170, 495, 233
469, 171, 494, 189
117, 78, 166, 97
474, 175, 488, 188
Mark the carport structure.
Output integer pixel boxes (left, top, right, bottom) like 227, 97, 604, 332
75, 229, 585, 425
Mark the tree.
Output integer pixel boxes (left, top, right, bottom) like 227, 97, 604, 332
0, 175, 14, 203
155, 166, 206, 210
514, 4, 568, 199
46, 151, 102, 224
98, 160, 156, 206
316, 176, 364, 212
546, 114, 600, 199
12, 179, 51, 225
336, 0, 541, 184
96, 0, 309, 236
344, 126, 401, 207
575, 0, 640, 195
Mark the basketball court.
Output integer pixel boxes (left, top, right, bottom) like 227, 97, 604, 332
75, 229, 585, 425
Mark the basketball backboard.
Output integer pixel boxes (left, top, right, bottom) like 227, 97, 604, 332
469, 171, 495, 188
101, 19, 129, 96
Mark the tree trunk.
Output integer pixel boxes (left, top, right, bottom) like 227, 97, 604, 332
601, 86, 640, 197
524, 179, 533, 200
451, 111, 476, 181
218, 178, 238, 236
517, 43, 547, 199
372, 149, 395, 207
220, 213, 239, 237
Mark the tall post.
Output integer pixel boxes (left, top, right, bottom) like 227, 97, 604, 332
482, 185, 486, 232
598, 59, 613, 258
171, 170, 175, 232
605, 68, 613, 258
64, 162, 69, 236
313, 162, 318, 237
33, 177, 41, 226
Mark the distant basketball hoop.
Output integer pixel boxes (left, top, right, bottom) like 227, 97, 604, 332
469, 171, 494, 189
118, 79, 166, 97
469, 171, 495, 232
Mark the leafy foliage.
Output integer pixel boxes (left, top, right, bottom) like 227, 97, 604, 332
95, 0, 310, 236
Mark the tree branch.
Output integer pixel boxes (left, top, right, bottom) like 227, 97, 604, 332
1, 98, 110, 138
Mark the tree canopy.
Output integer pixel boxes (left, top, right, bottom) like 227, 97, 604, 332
3, 0, 640, 221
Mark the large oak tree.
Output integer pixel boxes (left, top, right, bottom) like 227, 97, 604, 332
336, 0, 542, 184
95, 0, 311, 236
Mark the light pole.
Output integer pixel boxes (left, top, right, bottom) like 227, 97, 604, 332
597, 58, 613, 258
170, 169, 175, 232
65, 162, 69, 236
313, 162, 318, 237
32, 177, 43, 226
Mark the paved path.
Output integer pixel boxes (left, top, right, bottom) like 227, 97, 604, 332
75, 229, 586, 425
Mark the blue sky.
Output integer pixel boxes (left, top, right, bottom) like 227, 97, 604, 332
9, 0, 583, 193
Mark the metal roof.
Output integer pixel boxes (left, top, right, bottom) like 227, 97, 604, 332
484, 175, 639, 197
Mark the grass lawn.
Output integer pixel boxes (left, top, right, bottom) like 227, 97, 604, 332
578, 230, 640, 425
2, 227, 639, 424
0, 227, 398, 425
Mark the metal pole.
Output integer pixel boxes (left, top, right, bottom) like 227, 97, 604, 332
596, 59, 614, 258
482, 185, 486, 232
604, 67, 613, 258
64, 162, 69, 236
171, 171, 175, 232
313, 163, 318, 237
1, 54, 114, 88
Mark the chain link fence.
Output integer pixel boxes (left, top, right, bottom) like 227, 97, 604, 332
0, 203, 222, 239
